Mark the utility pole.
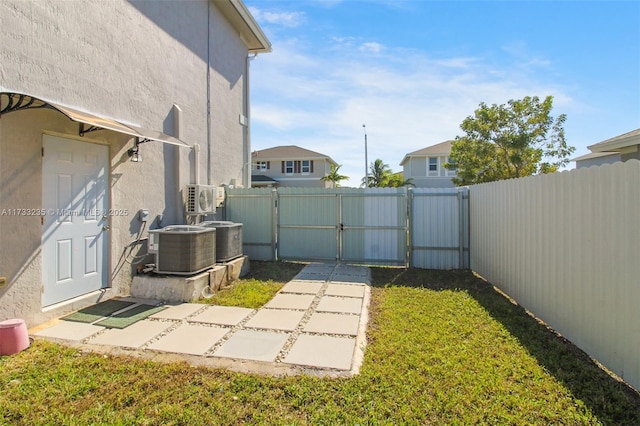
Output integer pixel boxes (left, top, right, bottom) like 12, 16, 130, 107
363, 124, 369, 188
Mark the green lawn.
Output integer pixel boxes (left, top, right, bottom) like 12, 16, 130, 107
1, 263, 638, 425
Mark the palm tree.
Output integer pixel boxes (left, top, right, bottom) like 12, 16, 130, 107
361, 159, 414, 188
321, 164, 349, 188
362, 159, 393, 188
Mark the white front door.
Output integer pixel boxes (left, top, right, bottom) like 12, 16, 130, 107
42, 135, 109, 306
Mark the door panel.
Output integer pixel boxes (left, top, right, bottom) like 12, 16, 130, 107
42, 135, 108, 306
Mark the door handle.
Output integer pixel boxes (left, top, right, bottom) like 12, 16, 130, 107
103, 225, 111, 231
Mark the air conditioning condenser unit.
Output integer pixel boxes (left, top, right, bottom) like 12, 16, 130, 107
148, 225, 216, 275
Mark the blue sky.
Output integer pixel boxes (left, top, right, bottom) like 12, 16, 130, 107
245, 0, 639, 185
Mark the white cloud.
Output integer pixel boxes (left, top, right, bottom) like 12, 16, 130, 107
359, 42, 384, 54
248, 7, 305, 28
249, 35, 571, 185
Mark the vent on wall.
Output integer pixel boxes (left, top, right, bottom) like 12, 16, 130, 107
186, 184, 217, 215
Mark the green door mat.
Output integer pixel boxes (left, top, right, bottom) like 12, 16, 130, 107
95, 304, 167, 329
62, 300, 135, 324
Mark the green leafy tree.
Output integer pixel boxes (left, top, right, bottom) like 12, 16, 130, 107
447, 95, 575, 185
387, 173, 415, 188
321, 164, 349, 188
361, 159, 414, 188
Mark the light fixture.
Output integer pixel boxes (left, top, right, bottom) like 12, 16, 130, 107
128, 137, 143, 162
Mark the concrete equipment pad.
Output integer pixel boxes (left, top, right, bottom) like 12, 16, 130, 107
244, 309, 306, 331
190, 305, 254, 326
283, 334, 356, 370
264, 294, 315, 310
150, 303, 206, 320
303, 312, 360, 336
325, 283, 365, 298
88, 320, 172, 348
316, 296, 363, 314
280, 281, 324, 294
147, 323, 229, 355
33, 321, 104, 341
213, 330, 289, 362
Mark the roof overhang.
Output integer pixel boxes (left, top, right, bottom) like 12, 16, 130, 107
0, 92, 190, 148
588, 128, 640, 153
572, 151, 621, 162
214, 0, 272, 54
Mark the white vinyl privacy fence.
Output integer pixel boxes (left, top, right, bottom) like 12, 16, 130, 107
469, 159, 640, 391
225, 187, 469, 269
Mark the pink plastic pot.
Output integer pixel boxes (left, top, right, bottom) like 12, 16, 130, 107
0, 318, 30, 355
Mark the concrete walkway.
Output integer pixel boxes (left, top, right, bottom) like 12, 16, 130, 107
32, 263, 371, 377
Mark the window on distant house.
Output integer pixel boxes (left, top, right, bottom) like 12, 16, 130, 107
256, 161, 268, 171
446, 157, 457, 176
428, 157, 438, 175
302, 160, 310, 174
285, 160, 294, 174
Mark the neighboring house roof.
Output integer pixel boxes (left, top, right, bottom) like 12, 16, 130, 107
572, 151, 620, 162
215, 0, 272, 53
400, 140, 453, 165
252, 145, 338, 166
251, 175, 278, 183
587, 128, 640, 153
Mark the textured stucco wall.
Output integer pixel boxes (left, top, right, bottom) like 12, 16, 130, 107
0, 0, 251, 325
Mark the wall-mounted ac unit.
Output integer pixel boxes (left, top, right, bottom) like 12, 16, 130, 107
148, 225, 216, 275
186, 184, 216, 215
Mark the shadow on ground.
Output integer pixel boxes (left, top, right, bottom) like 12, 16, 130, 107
371, 267, 640, 425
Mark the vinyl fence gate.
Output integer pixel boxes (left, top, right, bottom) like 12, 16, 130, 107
225, 187, 469, 269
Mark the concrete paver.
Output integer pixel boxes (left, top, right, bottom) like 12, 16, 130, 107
329, 274, 369, 284
150, 303, 206, 320
283, 334, 356, 370
33, 321, 104, 341
244, 309, 306, 331
316, 296, 363, 314
147, 323, 229, 355
32, 263, 371, 376
213, 329, 289, 362
325, 283, 365, 298
292, 270, 330, 281
280, 281, 324, 294
88, 319, 172, 348
264, 293, 316, 310
303, 312, 360, 336
189, 305, 254, 326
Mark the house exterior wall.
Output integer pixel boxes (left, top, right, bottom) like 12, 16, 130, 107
0, 0, 254, 325
575, 153, 621, 168
403, 156, 456, 188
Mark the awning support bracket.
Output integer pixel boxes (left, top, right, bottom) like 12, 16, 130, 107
78, 122, 103, 137
0, 93, 52, 117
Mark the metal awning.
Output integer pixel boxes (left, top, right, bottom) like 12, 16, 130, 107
0, 92, 190, 148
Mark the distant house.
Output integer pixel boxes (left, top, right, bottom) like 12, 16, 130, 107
400, 141, 457, 188
251, 146, 338, 188
574, 128, 640, 168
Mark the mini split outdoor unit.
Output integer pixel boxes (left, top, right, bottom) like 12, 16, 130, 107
148, 225, 216, 275
186, 184, 219, 215
199, 221, 243, 262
